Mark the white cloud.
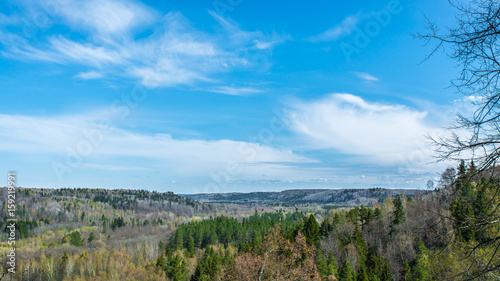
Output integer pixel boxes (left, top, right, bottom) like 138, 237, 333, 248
352, 72, 379, 81
286, 93, 444, 167
210, 86, 265, 96
75, 71, 103, 80
209, 10, 290, 51
56, 0, 157, 38
0, 1, 284, 89
309, 15, 360, 42
0, 111, 314, 178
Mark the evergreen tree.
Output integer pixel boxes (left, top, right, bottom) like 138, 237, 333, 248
327, 251, 338, 277
165, 254, 187, 281
356, 263, 369, 281
251, 230, 262, 249
66, 231, 83, 247
339, 260, 355, 281
403, 262, 412, 281
333, 212, 341, 226
352, 227, 367, 264
391, 196, 405, 227
88, 232, 95, 244
159, 240, 165, 253
57, 251, 69, 280
316, 251, 329, 277
412, 241, 430, 281
156, 254, 167, 269
304, 214, 320, 245
187, 236, 195, 257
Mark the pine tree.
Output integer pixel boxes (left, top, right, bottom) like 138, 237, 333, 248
88, 232, 95, 244
156, 254, 167, 270
316, 251, 329, 277
391, 196, 405, 227
251, 230, 262, 249
327, 251, 338, 277
187, 236, 195, 258
67, 231, 83, 247
403, 262, 412, 281
413, 241, 430, 281
339, 260, 355, 281
165, 254, 187, 281
356, 264, 369, 281
304, 214, 320, 245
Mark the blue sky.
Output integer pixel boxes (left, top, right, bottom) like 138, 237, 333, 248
0, 0, 473, 193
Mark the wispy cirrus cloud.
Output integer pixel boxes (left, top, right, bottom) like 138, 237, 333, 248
210, 86, 265, 96
308, 14, 361, 42
209, 10, 291, 51
0, 0, 286, 89
75, 71, 103, 80
54, 0, 157, 38
352, 71, 379, 81
0, 110, 315, 180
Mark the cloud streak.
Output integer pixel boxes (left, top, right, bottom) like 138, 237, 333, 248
308, 15, 360, 42
210, 86, 265, 96
352, 72, 379, 81
0, 0, 287, 89
0, 110, 315, 181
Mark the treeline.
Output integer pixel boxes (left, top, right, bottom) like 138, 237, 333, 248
167, 211, 304, 252
155, 211, 323, 280
154, 161, 500, 280
1, 161, 499, 280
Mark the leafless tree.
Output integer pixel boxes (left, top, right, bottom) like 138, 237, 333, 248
416, 1, 500, 279
417, 0, 500, 171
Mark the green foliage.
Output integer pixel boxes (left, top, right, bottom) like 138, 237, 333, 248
391, 196, 405, 227
404, 241, 430, 281
165, 254, 188, 281
88, 231, 96, 243
250, 230, 262, 249
413, 241, 430, 281
315, 251, 329, 277
304, 214, 320, 245
63, 231, 83, 247
352, 227, 367, 264
187, 236, 195, 257
190, 247, 230, 281
168, 212, 304, 251
111, 216, 126, 231
339, 260, 355, 281
327, 251, 338, 277
13, 219, 39, 239
356, 264, 369, 281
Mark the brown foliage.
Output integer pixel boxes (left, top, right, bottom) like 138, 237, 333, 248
228, 225, 321, 281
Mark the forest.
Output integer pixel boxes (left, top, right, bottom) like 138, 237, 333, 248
1, 160, 500, 280
2, 0, 500, 280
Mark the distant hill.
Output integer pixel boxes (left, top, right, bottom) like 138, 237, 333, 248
1, 187, 210, 217
184, 188, 424, 205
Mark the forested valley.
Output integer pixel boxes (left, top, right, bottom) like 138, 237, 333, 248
1, 161, 499, 280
